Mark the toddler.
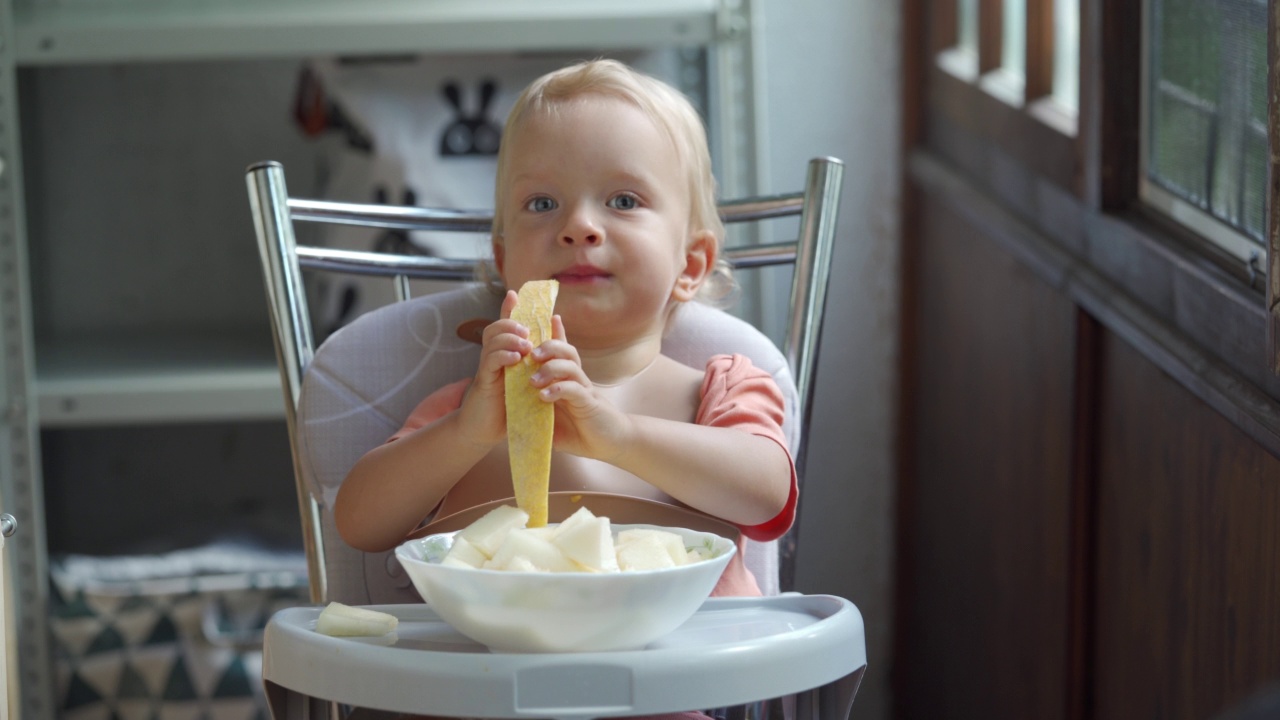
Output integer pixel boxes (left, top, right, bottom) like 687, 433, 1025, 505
334, 59, 796, 597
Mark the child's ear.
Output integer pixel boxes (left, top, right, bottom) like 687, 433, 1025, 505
672, 230, 716, 302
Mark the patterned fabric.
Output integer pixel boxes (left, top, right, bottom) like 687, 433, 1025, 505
49, 544, 308, 719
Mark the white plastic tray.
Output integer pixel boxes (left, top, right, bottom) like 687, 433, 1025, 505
262, 594, 866, 720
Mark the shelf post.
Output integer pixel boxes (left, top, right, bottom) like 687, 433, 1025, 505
0, 0, 55, 714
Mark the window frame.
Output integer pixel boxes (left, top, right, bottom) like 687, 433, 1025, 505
1136, 0, 1270, 267
1268, 0, 1279, 372
931, 0, 1080, 187
911, 0, 1280, 396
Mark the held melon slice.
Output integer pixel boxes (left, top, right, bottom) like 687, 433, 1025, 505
505, 280, 559, 527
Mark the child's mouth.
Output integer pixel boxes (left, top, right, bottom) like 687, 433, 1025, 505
552, 265, 612, 284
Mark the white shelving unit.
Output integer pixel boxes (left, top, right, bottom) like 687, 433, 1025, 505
0, 0, 763, 715
13, 0, 717, 64
35, 335, 284, 427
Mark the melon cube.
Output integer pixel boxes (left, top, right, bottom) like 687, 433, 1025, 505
551, 506, 597, 539
552, 515, 619, 572
485, 528, 579, 572
685, 547, 711, 564
458, 505, 529, 558
524, 526, 557, 541
441, 535, 487, 568
616, 528, 688, 567
502, 555, 543, 573
615, 534, 677, 571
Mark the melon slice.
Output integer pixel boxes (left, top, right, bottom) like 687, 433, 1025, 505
315, 602, 398, 637
504, 279, 559, 527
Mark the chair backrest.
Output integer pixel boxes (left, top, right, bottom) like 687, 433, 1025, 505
246, 157, 843, 603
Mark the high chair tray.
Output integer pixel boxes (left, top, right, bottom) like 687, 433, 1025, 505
262, 594, 866, 720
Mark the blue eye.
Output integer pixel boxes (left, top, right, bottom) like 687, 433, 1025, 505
608, 194, 639, 210
526, 196, 557, 212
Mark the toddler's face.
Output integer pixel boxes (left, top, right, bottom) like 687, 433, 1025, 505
494, 96, 708, 348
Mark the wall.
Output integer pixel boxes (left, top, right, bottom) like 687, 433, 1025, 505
757, 2, 901, 720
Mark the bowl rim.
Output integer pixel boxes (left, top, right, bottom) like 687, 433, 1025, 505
405, 491, 742, 542
395, 521, 737, 577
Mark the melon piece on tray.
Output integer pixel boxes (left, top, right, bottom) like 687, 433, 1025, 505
315, 602, 398, 637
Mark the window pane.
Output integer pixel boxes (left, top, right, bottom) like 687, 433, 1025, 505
1002, 0, 1026, 81
1052, 0, 1079, 112
1147, 0, 1267, 247
959, 0, 979, 55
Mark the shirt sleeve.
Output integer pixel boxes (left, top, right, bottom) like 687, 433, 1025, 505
386, 378, 471, 443
695, 354, 798, 542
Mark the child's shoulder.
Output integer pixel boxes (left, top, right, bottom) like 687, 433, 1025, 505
649, 353, 708, 385
653, 352, 769, 388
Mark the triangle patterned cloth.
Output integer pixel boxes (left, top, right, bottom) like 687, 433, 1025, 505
49, 544, 308, 718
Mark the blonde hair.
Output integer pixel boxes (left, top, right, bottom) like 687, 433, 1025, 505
489, 59, 735, 304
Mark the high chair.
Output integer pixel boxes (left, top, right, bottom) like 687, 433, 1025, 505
246, 157, 864, 719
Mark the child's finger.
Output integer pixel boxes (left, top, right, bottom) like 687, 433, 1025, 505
531, 338, 580, 366
481, 350, 525, 376
478, 331, 531, 378
551, 314, 566, 342
500, 289, 519, 320
482, 318, 529, 346
530, 358, 588, 388
539, 380, 591, 409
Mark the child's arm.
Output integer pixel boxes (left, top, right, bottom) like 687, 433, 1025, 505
531, 322, 791, 528
334, 291, 528, 552
609, 417, 792, 527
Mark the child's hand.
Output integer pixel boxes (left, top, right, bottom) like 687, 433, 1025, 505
458, 290, 529, 448
527, 315, 631, 462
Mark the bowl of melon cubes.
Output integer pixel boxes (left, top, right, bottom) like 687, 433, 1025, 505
394, 492, 737, 653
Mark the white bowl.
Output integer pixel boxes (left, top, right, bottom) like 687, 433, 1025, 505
395, 521, 735, 653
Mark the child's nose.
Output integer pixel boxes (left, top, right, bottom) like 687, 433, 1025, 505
558, 207, 603, 246
561, 231, 601, 246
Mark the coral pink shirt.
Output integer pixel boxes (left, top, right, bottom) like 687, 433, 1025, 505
388, 354, 798, 596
